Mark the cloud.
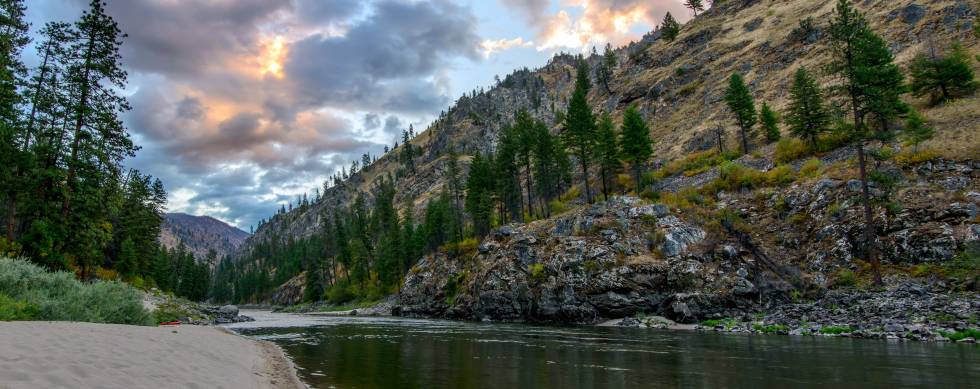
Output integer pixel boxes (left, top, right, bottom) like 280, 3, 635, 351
481, 37, 534, 57
504, 0, 696, 51
499, 0, 550, 25
27, 0, 482, 228
284, 0, 481, 114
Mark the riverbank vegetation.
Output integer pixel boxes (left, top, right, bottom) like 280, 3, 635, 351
0, 257, 153, 325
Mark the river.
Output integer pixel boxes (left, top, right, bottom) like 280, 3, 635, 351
225, 311, 979, 389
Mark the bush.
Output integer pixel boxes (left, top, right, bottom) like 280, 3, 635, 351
895, 148, 939, 167
326, 281, 356, 304
820, 325, 856, 335
753, 323, 788, 334
775, 138, 809, 164
529, 263, 547, 283
709, 161, 765, 192
799, 158, 823, 178
940, 328, 980, 342
0, 293, 40, 321
0, 257, 154, 325
765, 164, 796, 186
832, 269, 857, 287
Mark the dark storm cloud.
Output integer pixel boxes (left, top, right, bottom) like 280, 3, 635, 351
284, 0, 481, 114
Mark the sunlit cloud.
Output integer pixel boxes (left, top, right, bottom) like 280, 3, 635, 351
481, 37, 534, 57
260, 35, 288, 78
525, 0, 696, 51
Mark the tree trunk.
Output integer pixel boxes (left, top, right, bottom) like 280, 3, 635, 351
856, 142, 881, 285
739, 124, 749, 155
634, 165, 642, 195
600, 167, 609, 201
579, 150, 592, 204
24, 43, 52, 151
62, 36, 96, 219
716, 128, 725, 154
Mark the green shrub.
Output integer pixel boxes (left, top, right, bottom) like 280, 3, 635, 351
765, 164, 796, 186
799, 158, 823, 178
940, 328, 980, 341
326, 281, 356, 304
529, 263, 546, 283
820, 325, 856, 335
0, 293, 40, 321
753, 323, 788, 333
775, 138, 809, 163
0, 257, 153, 325
709, 161, 765, 192
832, 269, 857, 287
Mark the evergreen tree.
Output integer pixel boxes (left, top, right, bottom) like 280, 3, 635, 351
596, 43, 616, 94
661, 12, 681, 42
902, 111, 934, 152
563, 60, 596, 204
724, 73, 757, 155
595, 113, 620, 201
684, 0, 705, 16
401, 128, 416, 174
909, 43, 978, 105
465, 153, 494, 237
785, 68, 829, 146
619, 107, 653, 194
828, 0, 909, 285
759, 102, 780, 143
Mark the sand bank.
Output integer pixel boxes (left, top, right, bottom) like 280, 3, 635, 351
0, 321, 303, 389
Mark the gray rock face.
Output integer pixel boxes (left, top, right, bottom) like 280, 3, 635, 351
395, 160, 979, 329
901, 4, 926, 25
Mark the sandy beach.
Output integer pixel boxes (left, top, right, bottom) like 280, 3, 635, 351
0, 322, 304, 389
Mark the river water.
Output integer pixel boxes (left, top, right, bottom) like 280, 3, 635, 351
225, 311, 979, 389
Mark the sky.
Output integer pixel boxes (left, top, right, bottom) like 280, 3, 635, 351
25, 0, 695, 230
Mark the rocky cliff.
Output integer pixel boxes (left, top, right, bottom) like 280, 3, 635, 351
397, 158, 979, 336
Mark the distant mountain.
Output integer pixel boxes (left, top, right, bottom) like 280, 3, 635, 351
159, 213, 249, 261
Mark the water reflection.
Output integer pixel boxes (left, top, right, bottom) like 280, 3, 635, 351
228, 311, 979, 389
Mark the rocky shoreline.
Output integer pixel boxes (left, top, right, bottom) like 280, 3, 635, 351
611, 282, 978, 343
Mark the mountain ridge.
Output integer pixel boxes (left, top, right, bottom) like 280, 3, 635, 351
159, 213, 249, 262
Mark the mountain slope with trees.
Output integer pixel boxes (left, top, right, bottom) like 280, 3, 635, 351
218, 0, 979, 317
159, 213, 249, 262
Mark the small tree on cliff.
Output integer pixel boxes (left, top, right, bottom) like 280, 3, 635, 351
619, 107, 653, 194
724, 73, 757, 155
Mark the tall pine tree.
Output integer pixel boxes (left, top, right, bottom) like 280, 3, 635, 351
563, 60, 597, 204
619, 107, 653, 194
785, 68, 829, 146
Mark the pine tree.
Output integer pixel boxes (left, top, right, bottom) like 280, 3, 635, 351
619, 107, 653, 194
595, 113, 620, 201
596, 43, 616, 94
724, 73, 757, 155
465, 153, 494, 237
661, 12, 681, 42
684, 0, 705, 16
902, 111, 934, 152
563, 60, 596, 204
785, 68, 829, 146
910, 43, 978, 105
759, 102, 780, 143
828, 0, 909, 285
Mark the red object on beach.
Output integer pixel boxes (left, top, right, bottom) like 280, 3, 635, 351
159, 321, 181, 326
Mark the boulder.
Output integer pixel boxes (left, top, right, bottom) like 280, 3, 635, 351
218, 305, 239, 318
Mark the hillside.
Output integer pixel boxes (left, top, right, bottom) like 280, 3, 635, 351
159, 213, 249, 261
230, 0, 979, 316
